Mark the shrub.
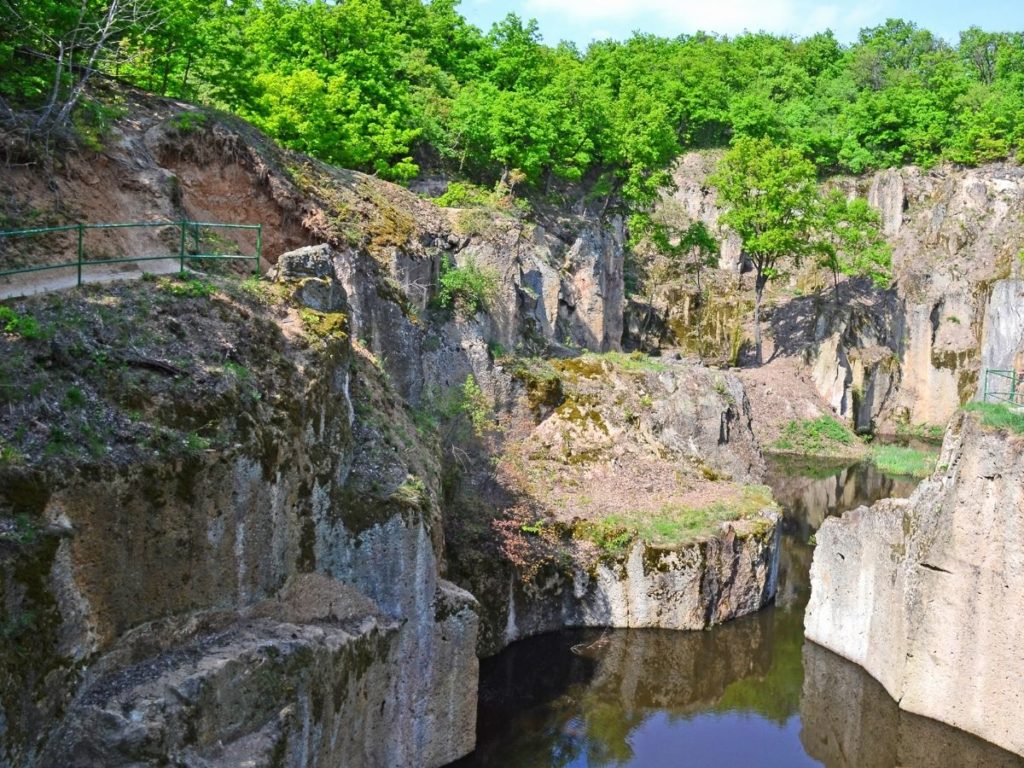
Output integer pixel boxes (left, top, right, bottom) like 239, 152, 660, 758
436, 256, 498, 316
0, 306, 43, 339
772, 415, 859, 456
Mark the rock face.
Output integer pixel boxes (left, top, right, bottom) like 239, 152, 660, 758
446, 354, 781, 656
978, 278, 1024, 399
0, 263, 478, 767
666, 154, 1024, 430
805, 412, 1024, 756
501, 517, 780, 648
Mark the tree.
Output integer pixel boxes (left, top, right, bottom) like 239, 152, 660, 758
710, 136, 817, 363
649, 220, 719, 293
812, 189, 892, 302
1, 0, 159, 144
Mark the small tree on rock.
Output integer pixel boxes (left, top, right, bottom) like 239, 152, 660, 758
812, 188, 892, 302
710, 136, 817, 364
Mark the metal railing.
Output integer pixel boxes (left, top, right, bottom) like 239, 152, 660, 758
0, 220, 262, 287
982, 369, 1023, 406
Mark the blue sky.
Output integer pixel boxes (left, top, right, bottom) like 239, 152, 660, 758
459, 0, 1024, 49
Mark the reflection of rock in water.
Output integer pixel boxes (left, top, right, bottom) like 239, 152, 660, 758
768, 460, 918, 532
579, 623, 775, 712
460, 619, 782, 767
767, 457, 920, 611
800, 643, 1024, 768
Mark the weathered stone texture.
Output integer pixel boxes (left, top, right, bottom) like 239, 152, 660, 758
805, 412, 1024, 756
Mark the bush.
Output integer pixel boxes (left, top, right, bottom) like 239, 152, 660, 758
772, 415, 860, 456
436, 256, 498, 316
0, 306, 43, 339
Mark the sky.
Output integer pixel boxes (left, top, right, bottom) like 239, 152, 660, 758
459, 0, 1024, 49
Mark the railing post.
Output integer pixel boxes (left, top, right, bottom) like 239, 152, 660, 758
1012, 371, 1018, 405
255, 224, 262, 275
179, 220, 187, 273
76, 223, 84, 287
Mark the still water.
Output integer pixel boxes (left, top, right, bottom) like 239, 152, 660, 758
452, 459, 1024, 768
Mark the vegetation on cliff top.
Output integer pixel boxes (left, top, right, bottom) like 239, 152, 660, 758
964, 402, 1024, 434
771, 415, 941, 477
0, 273, 329, 469
4, 1, 1024, 202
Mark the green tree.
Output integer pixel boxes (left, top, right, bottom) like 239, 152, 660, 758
710, 136, 817, 363
650, 220, 720, 293
811, 189, 891, 302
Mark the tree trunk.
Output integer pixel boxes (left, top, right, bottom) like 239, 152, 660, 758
754, 268, 768, 365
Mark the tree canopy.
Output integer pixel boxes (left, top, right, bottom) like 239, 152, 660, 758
3, 2, 1024, 205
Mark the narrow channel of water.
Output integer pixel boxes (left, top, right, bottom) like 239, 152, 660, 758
451, 459, 1024, 768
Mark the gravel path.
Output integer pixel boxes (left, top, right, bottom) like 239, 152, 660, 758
0, 257, 184, 300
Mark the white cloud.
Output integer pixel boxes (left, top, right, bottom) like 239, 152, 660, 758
521, 0, 885, 41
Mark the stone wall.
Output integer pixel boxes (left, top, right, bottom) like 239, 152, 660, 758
805, 412, 1024, 756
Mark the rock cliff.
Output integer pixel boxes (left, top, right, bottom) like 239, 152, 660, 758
0, 257, 478, 767
805, 411, 1024, 756
663, 154, 1024, 433
0, 100, 785, 765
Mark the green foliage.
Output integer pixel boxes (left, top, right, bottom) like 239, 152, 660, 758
158, 275, 216, 298
868, 444, 938, 477
460, 374, 493, 437
711, 136, 817, 360
576, 485, 776, 551
964, 402, 1024, 434
0, 306, 44, 339
436, 256, 498, 316
812, 189, 892, 299
772, 416, 861, 456
9, 1, 1024, 204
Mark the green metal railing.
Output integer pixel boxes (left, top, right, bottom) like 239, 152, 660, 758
982, 368, 1023, 406
0, 220, 262, 287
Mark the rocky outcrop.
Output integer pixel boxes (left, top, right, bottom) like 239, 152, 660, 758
500, 516, 780, 649
665, 154, 1024, 431
978, 278, 1024, 399
446, 354, 781, 656
805, 412, 1024, 756
0, 259, 478, 767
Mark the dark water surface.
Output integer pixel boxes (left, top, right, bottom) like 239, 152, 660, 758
451, 460, 1024, 768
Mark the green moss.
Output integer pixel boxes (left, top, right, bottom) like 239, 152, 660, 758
299, 308, 348, 343
552, 356, 607, 379
554, 400, 609, 435
508, 358, 565, 411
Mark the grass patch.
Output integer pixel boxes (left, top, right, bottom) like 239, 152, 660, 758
158, 274, 216, 298
596, 350, 668, 373
0, 306, 46, 339
868, 444, 938, 478
575, 485, 776, 552
964, 402, 1024, 434
772, 416, 861, 456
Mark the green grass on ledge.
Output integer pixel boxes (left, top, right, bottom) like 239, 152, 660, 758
771, 415, 862, 457
574, 485, 777, 553
868, 444, 937, 478
964, 402, 1024, 434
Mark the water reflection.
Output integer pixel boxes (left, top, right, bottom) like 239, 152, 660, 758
451, 457, 1024, 768
801, 643, 1024, 768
